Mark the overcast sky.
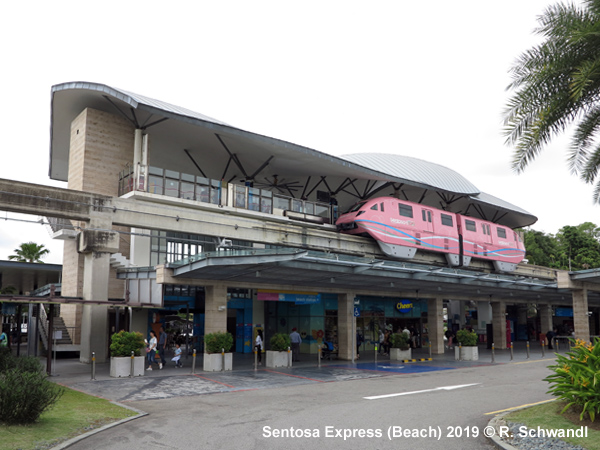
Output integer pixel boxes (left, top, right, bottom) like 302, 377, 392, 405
0, 0, 594, 265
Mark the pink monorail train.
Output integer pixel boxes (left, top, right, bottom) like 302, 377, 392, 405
336, 197, 525, 272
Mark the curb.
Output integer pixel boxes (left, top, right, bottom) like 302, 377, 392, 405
487, 413, 521, 450
50, 402, 148, 450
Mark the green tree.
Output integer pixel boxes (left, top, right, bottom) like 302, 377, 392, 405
523, 229, 560, 268
555, 222, 600, 270
503, 0, 600, 201
8, 242, 49, 263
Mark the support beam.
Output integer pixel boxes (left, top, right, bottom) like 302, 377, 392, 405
337, 292, 355, 361
573, 288, 591, 342
491, 301, 507, 349
427, 297, 444, 354
204, 284, 228, 335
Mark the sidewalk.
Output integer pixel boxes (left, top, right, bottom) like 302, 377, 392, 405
42, 341, 559, 403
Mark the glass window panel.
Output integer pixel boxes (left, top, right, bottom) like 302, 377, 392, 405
148, 175, 164, 194
196, 185, 210, 203
497, 227, 507, 238
148, 166, 163, 176
180, 182, 195, 200
291, 199, 303, 212
398, 203, 413, 218
210, 186, 220, 204
248, 188, 260, 211
235, 186, 246, 208
165, 169, 179, 179
465, 220, 476, 232
305, 202, 314, 215
261, 196, 273, 214
274, 196, 289, 210
164, 179, 179, 197
441, 214, 453, 227
181, 173, 194, 182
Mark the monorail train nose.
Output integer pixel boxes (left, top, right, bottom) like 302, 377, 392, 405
336, 222, 357, 231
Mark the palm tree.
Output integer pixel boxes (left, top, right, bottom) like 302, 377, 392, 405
8, 242, 50, 263
503, 0, 600, 201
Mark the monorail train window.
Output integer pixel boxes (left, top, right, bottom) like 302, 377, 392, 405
380, 203, 384, 212
370, 204, 378, 211
441, 213, 453, 227
497, 227, 507, 238
421, 210, 432, 222
398, 203, 413, 218
482, 223, 491, 235
465, 219, 476, 232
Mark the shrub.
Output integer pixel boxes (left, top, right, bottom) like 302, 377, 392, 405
0, 368, 64, 424
204, 332, 233, 353
390, 333, 410, 350
270, 333, 291, 352
456, 329, 478, 346
0, 348, 42, 374
110, 331, 146, 357
545, 338, 600, 421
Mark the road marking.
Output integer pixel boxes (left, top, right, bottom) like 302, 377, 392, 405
484, 399, 555, 415
364, 383, 480, 400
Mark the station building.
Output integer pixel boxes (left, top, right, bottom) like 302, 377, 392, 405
33, 81, 600, 363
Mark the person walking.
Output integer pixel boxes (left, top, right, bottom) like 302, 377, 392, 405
158, 326, 167, 369
378, 328, 384, 354
146, 330, 157, 371
255, 330, 263, 365
290, 328, 302, 362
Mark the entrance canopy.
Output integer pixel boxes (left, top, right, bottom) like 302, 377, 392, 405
115, 249, 599, 306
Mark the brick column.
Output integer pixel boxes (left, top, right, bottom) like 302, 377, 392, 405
204, 284, 228, 336
573, 288, 591, 342
337, 292, 355, 361
428, 297, 444, 354
491, 301, 507, 349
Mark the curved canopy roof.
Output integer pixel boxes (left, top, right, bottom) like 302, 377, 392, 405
49, 82, 537, 228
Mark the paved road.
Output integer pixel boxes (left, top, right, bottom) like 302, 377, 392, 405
64, 358, 555, 450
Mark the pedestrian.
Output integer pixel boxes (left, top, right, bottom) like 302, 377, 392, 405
546, 328, 557, 350
290, 327, 301, 362
171, 343, 183, 367
378, 328, 384, 354
146, 330, 157, 371
383, 329, 391, 355
356, 330, 364, 359
158, 326, 167, 369
255, 330, 263, 365
445, 328, 454, 349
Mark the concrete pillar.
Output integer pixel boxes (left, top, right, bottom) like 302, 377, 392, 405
205, 284, 228, 335
80, 251, 111, 363
337, 292, 355, 361
539, 304, 553, 336
79, 215, 119, 364
572, 288, 591, 342
477, 301, 492, 330
427, 297, 444, 354
491, 301, 507, 349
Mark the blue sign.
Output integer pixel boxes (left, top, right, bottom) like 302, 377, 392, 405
395, 300, 414, 314
354, 307, 361, 317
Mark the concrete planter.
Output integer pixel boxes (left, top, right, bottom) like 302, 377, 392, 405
203, 352, 233, 372
266, 350, 291, 368
455, 346, 478, 361
110, 356, 145, 377
389, 348, 412, 361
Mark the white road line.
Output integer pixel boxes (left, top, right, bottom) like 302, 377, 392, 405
364, 383, 480, 400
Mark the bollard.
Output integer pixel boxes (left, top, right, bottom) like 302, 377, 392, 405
458, 343, 462, 361
192, 349, 197, 374
429, 341, 432, 359
491, 343, 495, 363
91, 351, 96, 381
541, 340, 545, 358
221, 348, 225, 372
254, 347, 258, 371
510, 342, 514, 361
288, 346, 291, 368
318, 346, 321, 368
526, 341, 530, 359
556, 338, 559, 352
130, 350, 135, 377
374, 343, 378, 365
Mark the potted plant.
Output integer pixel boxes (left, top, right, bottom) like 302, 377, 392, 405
266, 333, 292, 368
389, 333, 412, 361
203, 331, 234, 371
109, 330, 146, 377
455, 329, 479, 361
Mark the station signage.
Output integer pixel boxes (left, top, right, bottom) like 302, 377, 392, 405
395, 300, 413, 314
257, 289, 321, 305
